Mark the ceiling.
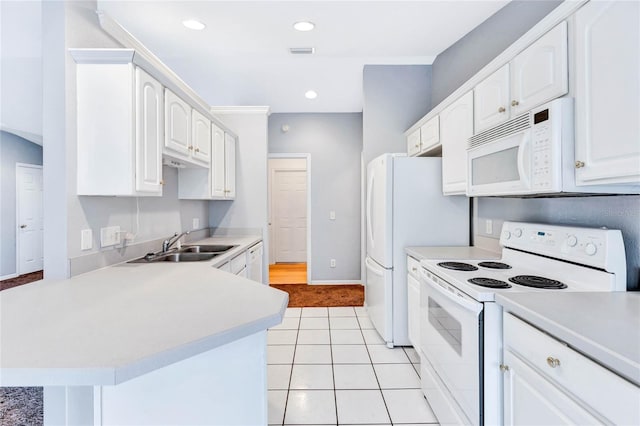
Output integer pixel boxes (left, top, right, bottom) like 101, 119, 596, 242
97, 0, 509, 113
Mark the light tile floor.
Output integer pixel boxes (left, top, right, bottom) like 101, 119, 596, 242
268, 306, 439, 426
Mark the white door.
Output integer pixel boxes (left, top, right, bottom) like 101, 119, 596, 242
211, 124, 226, 197
574, 0, 640, 186
441, 91, 474, 195
366, 154, 392, 267
164, 89, 191, 157
474, 64, 510, 133
510, 21, 568, 115
273, 169, 307, 263
135, 67, 163, 194
17, 164, 43, 275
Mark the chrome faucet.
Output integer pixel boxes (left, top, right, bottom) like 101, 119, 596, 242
162, 231, 190, 252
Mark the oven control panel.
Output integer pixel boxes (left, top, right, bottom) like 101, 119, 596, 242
500, 221, 625, 277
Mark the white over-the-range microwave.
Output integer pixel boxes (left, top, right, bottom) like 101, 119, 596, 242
466, 98, 638, 197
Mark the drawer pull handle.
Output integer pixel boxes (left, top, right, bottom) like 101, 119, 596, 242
546, 356, 561, 368
412, 267, 417, 272
498, 106, 506, 113
499, 364, 509, 372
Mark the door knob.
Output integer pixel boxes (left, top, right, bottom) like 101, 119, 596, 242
20, 224, 27, 229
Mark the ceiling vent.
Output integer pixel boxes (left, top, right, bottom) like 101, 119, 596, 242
289, 47, 315, 55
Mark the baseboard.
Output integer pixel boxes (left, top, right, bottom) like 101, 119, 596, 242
0, 273, 18, 281
309, 280, 362, 286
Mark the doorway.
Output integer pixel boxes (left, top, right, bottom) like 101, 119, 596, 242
268, 155, 310, 284
16, 163, 44, 276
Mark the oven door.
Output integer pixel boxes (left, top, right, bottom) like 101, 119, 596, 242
467, 129, 533, 197
420, 267, 483, 425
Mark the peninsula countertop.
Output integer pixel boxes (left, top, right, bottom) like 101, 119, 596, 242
496, 292, 640, 386
0, 236, 287, 387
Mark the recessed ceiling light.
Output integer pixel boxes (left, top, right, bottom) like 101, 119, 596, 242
305, 90, 318, 100
182, 19, 206, 30
294, 21, 315, 32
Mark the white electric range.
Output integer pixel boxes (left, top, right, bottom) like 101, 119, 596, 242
418, 221, 627, 425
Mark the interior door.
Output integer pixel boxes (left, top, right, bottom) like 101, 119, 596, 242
273, 169, 307, 263
17, 164, 43, 275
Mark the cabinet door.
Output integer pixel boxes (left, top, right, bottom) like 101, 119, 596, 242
407, 129, 421, 156
164, 89, 191, 157
420, 115, 440, 152
574, 0, 640, 186
503, 349, 603, 425
474, 64, 510, 133
407, 273, 420, 349
191, 109, 211, 165
134, 68, 163, 194
441, 91, 473, 195
211, 124, 226, 198
511, 21, 568, 116
224, 133, 237, 198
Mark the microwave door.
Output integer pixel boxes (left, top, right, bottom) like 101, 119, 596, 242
467, 131, 533, 196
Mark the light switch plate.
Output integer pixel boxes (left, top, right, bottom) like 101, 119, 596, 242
81, 229, 93, 250
100, 226, 121, 247
329, 211, 336, 220
485, 219, 493, 235
192, 218, 200, 229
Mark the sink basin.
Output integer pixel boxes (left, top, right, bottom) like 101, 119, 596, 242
180, 244, 237, 253
128, 252, 219, 263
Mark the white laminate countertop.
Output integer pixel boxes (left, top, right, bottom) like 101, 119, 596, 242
0, 236, 287, 387
496, 292, 640, 386
405, 246, 500, 261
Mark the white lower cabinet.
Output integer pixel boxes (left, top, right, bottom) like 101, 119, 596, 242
75, 61, 163, 197
502, 313, 640, 425
406, 256, 421, 350
247, 242, 264, 284
574, 0, 640, 186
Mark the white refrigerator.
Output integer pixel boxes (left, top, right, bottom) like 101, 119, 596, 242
365, 153, 469, 347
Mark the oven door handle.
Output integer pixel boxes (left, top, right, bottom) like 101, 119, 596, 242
421, 269, 483, 314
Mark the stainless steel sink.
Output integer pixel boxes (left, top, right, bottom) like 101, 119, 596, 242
180, 244, 237, 253
128, 252, 219, 263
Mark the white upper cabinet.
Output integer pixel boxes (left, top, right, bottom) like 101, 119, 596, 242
510, 21, 568, 116
211, 124, 226, 198
474, 64, 510, 133
420, 116, 440, 153
407, 129, 422, 156
441, 91, 474, 195
224, 132, 237, 199
75, 60, 163, 197
164, 90, 191, 157
574, 0, 640, 186
191, 109, 211, 166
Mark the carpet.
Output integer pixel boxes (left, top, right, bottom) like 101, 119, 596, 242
0, 271, 43, 291
271, 284, 364, 307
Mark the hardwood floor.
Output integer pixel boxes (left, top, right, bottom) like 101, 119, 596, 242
269, 263, 307, 284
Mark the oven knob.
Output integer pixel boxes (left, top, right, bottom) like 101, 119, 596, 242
513, 228, 523, 238
585, 243, 597, 256
567, 235, 578, 247
503, 230, 511, 240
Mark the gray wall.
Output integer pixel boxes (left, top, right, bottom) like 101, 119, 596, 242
431, 0, 640, 289
431, 0, 562, 107
268, 113, 362, 282
42, 1, 210, 278
0, 131, 43, 277
362, 65, 432, 165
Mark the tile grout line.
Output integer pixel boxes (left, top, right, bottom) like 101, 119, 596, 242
280, 309, 301, 426
328, 308, 339, 426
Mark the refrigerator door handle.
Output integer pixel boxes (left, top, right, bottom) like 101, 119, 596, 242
365, 257, 385, 277
366, 173, 375, 249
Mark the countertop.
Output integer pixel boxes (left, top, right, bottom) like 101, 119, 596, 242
405, 246, 500, 261
496, 292, 640, 386
0, 235, 287, 387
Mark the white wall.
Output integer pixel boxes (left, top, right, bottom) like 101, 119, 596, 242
209, 108, 270, 282
42, 1, 210, 278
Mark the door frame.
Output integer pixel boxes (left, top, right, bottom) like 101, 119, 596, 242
268, 153, 311, 284
15, 163, 44, 276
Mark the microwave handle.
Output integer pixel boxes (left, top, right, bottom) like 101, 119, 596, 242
517, 132, 531, 188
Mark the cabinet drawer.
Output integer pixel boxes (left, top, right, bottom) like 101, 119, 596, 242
230, 252, 247, 275
407, 256, 420, 279
504, 313, 640, 424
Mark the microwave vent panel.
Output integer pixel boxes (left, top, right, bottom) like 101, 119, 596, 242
468, 113, 531, 149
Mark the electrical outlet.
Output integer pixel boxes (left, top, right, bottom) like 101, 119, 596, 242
192, 217, 200, 229
100, 226, 121, 247
81, 229, 93, 250
329, 211, 336, 220
330, 259, 336, 268
485, 219, 493, 235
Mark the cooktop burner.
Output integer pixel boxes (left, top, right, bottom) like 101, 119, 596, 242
468, 277, 512, 289
478, 261, 512, 270
509, 275, 568, 289
437, 262, 478, 271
